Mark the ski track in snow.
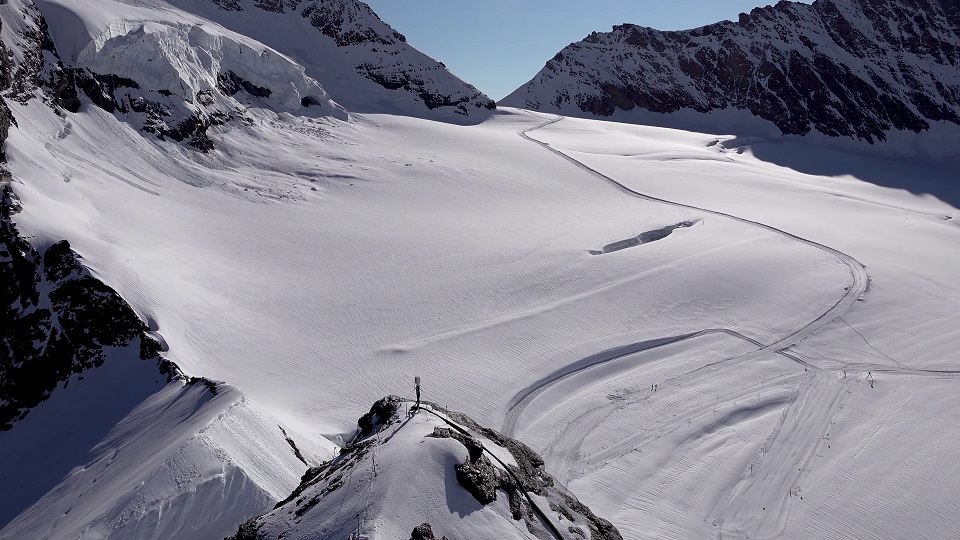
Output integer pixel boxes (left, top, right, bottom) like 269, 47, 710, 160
509, 116, 959, 538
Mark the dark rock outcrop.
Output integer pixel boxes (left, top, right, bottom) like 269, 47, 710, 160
428, 402, 623, 540
1, 15, 14, 164
0, 16, 179, 424
410, 522, 448, 540
427, 426, 503, 505
504, 0, 960, 143
454, 454, 500, 505
0, 196, 177, 430
356, 394, 402, 439
217, 70, 272, 99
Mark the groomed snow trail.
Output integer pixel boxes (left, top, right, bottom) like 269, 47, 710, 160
510, 115, 875, 538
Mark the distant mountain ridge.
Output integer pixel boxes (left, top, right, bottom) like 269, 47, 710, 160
503, 0, 960, 143
184, 0, 496, 120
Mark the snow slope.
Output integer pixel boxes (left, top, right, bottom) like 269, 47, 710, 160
5, 100, 852, 436
6, 91, 959, 536
1, 377, 334, 540
160, 0, 496, 121
510, 115, 960, 539
0, 346, 166, 528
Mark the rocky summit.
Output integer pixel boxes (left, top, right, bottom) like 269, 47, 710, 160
502, 0, 960, 143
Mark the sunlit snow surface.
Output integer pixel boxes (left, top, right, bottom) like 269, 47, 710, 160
4, 95, 960, 538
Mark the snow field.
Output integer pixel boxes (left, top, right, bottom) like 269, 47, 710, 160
4, 64, 958, 536
786, 375, 960, 540
511, 332, 804, 538
529, 116, 960, 371
9, 103, 849, 443
520, 114, 960, 538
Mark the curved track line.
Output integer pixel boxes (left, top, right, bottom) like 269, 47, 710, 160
502, 329, 769, 436
503, 116, 870, 438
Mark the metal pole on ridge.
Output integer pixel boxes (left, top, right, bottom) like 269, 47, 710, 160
414, 376, 421, 411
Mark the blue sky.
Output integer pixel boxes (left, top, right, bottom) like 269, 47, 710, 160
363, 0, 811, 100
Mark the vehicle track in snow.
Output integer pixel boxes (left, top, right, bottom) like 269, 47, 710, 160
505, 115, 869, 436
520, 116, 870, 351
502, 328, 785, 438
508, 115, 875, 538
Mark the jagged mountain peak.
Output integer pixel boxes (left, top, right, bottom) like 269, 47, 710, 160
501, 0, 960, 147
200, 0, 407, 45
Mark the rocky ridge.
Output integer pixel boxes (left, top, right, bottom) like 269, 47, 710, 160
227, 397, 622, 540
503, 0, 960, 143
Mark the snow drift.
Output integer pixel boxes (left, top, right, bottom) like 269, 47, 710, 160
1, 379, 333, 540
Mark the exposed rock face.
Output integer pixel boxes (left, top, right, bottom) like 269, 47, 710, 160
410, 523, 448, 540
1, 16, 14, 164
0, 199, 176, 430
454, 455, 500, 505
434, 405, 623, 540
0, 16, 177, 428
503, 0, 960, 142
356, 394, 402, 438
427, 426, 503, 506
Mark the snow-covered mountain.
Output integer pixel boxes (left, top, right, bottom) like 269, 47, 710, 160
170, 0, 497, 119
3, 0, 493, 154
502, 0, 960, 150
226, 397, 621, 540
2, 0, 960, 538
